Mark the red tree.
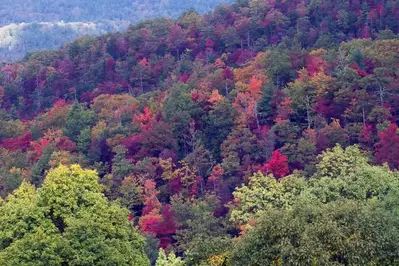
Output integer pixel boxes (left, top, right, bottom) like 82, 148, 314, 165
133, 106, 156, 131
1, 133, 32, 152
157, 204, 178, 248
30, 138, 51, 161
261, 150, 289, 179
374, 123, 399, 169
142, 179, 161, 215
56, 136, 77, 152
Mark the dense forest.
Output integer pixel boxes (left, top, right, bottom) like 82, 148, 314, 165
0, 0, 231, 62
1, 0, 399, 264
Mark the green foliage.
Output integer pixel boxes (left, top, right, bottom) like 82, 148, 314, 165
30, 145, 56, 185
0, 168, 24, 198
112, 145, 133, 180
156, 248, 185, 266
309, 160, 399, 204
314, 145, 369, 178
230, 172, 306, 225
230, 198, 399, 266
63, 103, 95, 142
265, 49, 295, 87
203, 100, 236, 159
77, 127, 92, 154
144, 234, 160, 266
164, 83, 202, 156
0, 164, 149, 266
171, 195, 232, 265
0, 117, 26, 141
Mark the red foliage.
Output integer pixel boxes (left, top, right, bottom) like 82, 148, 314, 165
139, 58, 149, 67
123, 134, 143, 158
360, 124, 373, 143
1, 133, 32, 152
53, 99, 68, 108
374, 123, 399, 169
139, 212, 162, 234
229, 50, 256, 65
133, 107, 156, 131
222, 68, 234, 80
205, 39, 215, 49
305, 54, 328, 76
179, 73, 190, 83
157, 204, 178, 247
142, 179, 161, 215
139, 204, 177, 248
105, 58, 116, 73
168, 176, 183, 195
30, 138, 51, 161
360, 24, 372, 39
56, 136, 77, 152
191, 92, 200, 101
261, 150, 289, 179
315, 97, 335, 118
275, 97, 294, 121
248, 75, 262, 98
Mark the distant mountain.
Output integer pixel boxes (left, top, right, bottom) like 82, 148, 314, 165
0, 0, 232, 62
0, 21, 129, 62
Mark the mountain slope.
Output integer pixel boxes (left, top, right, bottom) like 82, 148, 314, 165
1, 0, 399, 264
0, 0, 232, 62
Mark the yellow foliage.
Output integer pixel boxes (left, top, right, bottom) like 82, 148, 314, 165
92, 120, 107, 139
309, 48, 327, 57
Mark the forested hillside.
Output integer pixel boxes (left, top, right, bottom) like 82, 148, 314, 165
1, 0, 399, 265
0, 0, 231, 62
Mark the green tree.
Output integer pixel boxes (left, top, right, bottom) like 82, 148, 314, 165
203, 100, 236, 159
230, 172, 306, 225
163, 83, 202, 157
156, 248, 185, 266
30, 145, 56, 186
171, 195, 232, 265
112, 145, 133, 181
314, 144, 369, 178
77, 127, 92, 154
63, 103, 95, 142
265, 49, 295, 87
230, 198, 399, 266
0, 164, 149, 266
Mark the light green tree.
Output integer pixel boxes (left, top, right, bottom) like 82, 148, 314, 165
230, 172, 306, 225
0, 164, 149, 266
314, 144, 369, 178
156, 248, 185, 266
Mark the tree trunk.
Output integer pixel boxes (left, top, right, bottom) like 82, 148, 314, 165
306, 95, 311, 129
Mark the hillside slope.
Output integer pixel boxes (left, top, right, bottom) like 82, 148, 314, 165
1, 0, 399, 264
